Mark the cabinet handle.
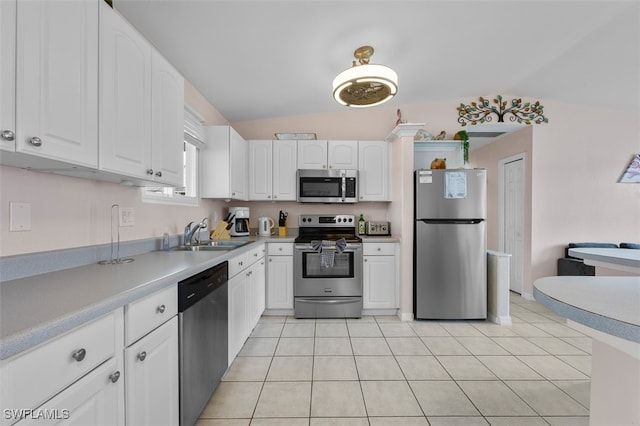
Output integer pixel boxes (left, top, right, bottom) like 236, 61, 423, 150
377, 248, 381, 251
278, 247, 283, 251
267, 195, 271, 198
71, 348, 86, 362
109, 371, 121, 383
1, 130, 15, 141
273, 195, 277, 199
239, 261, 243, 266
29, 136, 42, 147
146, 169, 154, 176
155, 171, 162, 178
254, 252, 258, 257
157, 304, 166, 314
364, 259, 368, 262
137, 351, 147, 362
269, 258, 272, 262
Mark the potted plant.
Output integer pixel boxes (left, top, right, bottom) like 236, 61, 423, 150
454, 130, 469, 164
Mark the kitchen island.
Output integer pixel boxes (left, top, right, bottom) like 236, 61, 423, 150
534, 275, 640, 425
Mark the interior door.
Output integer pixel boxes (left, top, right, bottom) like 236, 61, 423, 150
503, 158, 524, 294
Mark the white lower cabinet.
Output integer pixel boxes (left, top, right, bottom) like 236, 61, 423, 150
18, 357, 124, 426
0, 309, 124, 426
124, 317, 178, 426
228, 244, 265, 364
228, 270, 249, 363
363, 242, 398, 310
266, 243, 294, 310
123, 285, 178, 426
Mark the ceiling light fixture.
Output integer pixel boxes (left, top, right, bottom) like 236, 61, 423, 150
332, 46, 398, 108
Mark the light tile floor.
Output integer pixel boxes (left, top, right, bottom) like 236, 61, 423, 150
197, 293, 591, 425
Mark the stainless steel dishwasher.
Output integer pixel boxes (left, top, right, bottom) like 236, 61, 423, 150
178, 261, 228, 426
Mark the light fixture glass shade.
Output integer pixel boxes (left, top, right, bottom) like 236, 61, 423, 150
332, 48, 398, 107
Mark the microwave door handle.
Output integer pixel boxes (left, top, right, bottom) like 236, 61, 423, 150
341, 174, 346, 202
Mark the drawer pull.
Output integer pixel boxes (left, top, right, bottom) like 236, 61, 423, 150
109, 371, 121, 383
157, 304, 166, 314
71, 348, 86, 362
137, 351, 147, 362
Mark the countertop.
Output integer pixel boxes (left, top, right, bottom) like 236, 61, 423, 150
533, 275, 640, 344
0, 236, 293, 360
568, 247, 640, 274
359, 235, 401, 243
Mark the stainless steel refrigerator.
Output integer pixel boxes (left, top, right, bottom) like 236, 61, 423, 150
414, 169, 487, 319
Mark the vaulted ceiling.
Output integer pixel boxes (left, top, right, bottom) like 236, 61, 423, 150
115, 1, 639, 123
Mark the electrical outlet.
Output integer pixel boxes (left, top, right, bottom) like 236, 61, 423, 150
10, 202, 31, 232
119, 207, 135, 227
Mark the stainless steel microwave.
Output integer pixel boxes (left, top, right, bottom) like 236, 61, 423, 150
297, 169, 358, 203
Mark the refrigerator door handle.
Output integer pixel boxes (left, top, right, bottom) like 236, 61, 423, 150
418, 219, 484, 225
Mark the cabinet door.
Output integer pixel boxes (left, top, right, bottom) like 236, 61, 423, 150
229, 128, 248, 200
297, 140, 327, 169
19, 357, 124, 426
272, 140, 297, 201
151, 50, 184, 186
328, 140, 358, 169
228, 272, 248, 364
358, 140, 390, 201
0, 0, 16, 153
248, 259, 266, 330
266, 255, 294, 310
363, 255, 397, 309
16, 0, 98, 167
248, 139, 272, 200
125, 317, 178, 426
99, 2, 152, 179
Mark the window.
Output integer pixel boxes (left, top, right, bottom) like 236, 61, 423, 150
142, 105, 205, 206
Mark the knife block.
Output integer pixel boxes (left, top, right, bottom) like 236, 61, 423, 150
210, 222, 231, 241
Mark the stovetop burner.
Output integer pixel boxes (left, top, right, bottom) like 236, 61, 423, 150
295, 214, 361, 244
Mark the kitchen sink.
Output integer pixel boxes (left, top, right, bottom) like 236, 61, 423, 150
171, 240, 251, 252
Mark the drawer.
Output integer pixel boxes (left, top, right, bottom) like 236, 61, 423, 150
1, 309, 121, 415
125, 285, 177, 346
228, 252, 249, 277
268, 243, 293, 256
363, 243, 396, 256
248, 243, 266, 263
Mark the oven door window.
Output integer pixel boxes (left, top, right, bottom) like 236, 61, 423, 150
299, 178, 342, 198
302, 252, 353, 278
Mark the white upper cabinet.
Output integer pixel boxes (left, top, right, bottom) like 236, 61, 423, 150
328, 140, 358, 169
100, 2, 184, 186
358, 140, 390, 201
248, 140, 272, 200
99, 1, 152, 179
14, 0, 98, 167
151, 51, 184, 186
297, 140, 328, 169
0, 0, 16, 153
272, 140, 297, 200
297, 140, 358, 170
201, 125, 248, 200
249, 139, 297, 201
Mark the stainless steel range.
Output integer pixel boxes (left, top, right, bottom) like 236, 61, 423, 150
294, 214, 363, 318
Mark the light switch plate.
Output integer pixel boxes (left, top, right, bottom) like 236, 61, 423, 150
119, 207, 135, 227
10, 202, 31, 232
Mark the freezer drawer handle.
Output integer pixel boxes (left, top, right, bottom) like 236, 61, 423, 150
297, 298, 360, 305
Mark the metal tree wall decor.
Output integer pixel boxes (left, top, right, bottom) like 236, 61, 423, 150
457, 95, 549, 126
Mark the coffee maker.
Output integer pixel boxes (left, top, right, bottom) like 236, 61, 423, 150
228, 206, 250, 237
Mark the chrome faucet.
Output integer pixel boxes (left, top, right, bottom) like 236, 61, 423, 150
183, 218, 209, 246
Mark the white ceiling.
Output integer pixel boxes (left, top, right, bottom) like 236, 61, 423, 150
114, 1, 639, 124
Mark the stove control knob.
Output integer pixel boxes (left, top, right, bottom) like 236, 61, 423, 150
349, 217, 353, 222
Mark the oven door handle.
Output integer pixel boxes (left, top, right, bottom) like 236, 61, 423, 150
294, 244, 362, 251
296, 297, 361, 305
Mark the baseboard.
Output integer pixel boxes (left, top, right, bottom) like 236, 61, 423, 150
521, 291, 535, 301
399, 311, 414, 322
488, 313, 513, 325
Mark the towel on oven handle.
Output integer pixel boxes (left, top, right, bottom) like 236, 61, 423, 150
311, 238, 347, 268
